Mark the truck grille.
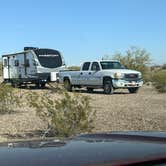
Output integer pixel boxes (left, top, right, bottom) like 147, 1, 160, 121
124, 74, 139, 81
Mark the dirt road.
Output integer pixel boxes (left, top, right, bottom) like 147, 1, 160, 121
87, 85, 166, 132
0, 84, 166, 141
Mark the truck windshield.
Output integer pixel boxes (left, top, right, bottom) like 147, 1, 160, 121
100, 61, 124, 69
34, 49, 62, 68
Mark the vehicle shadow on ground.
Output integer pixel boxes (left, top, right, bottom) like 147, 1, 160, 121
73, 89, 129, 95
17, 85, 130, 95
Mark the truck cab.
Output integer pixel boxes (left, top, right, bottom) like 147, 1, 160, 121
59, 60, 143, 94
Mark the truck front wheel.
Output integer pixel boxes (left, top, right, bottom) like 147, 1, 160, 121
64, 79, 72, 92
103, 80, 113, 94
128, 87, 139, 93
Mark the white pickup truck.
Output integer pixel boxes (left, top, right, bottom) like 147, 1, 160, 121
59, 60, 143, 94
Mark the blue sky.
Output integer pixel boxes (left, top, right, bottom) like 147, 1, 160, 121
0, 0, 166, 65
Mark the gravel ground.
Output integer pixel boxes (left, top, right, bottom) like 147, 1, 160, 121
0, 83, 166, 141
88, 85, 166, 132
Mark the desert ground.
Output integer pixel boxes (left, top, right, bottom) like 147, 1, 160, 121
0, 81, 166, 141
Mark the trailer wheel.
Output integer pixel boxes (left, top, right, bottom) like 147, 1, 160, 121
64, 79, 72, 92
103, 80, 113, 94
87, 87, 93, 93
11, 80, 19, 88
41, 82, 46, 88
35, 82, 41, 89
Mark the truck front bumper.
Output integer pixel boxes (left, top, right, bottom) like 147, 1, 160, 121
112, 79, 143, 88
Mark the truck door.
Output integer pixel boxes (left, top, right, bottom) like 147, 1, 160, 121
77, 62, 90, 85
88, 62, 102, 85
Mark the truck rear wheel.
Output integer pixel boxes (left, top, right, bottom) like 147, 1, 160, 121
128, 87, 139, 93
64, 79, 72, 92
103, 80, 113, 94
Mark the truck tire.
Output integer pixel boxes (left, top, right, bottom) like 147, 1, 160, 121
128, 87, 139, 93
64, 79, 72, 92
87, 87, 93, 93
103, 80, 113, 94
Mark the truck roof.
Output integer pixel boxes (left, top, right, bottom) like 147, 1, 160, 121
100, 59, 120, 62
82, 60, 120, 63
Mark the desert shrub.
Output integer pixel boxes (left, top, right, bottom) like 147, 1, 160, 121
0, 84, 20, 114
162, 64, 166, 70
67, 66, 80, 70
152, 70, 166, 93
28, 91, 95, 137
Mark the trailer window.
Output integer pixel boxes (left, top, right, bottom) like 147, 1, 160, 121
25, 59, 30, 67
34, 49, 62, 68
14, 60, 19, 66
3, 59, 7, 66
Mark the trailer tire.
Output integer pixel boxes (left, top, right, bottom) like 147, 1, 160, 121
41, 82, 46, 88
64, 79, 72, 92
87, 87, 93, 93
35, 82, 41, 89
11, 80, 19, 88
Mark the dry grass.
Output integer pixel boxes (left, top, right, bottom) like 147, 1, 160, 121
0, 80, 166, 141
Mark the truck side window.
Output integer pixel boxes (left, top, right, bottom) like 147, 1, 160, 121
91, 62, 100, 71
14, 60, 19, 66
82, 62, 90, 71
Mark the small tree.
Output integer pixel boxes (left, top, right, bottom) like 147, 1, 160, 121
112, 47, 151, 74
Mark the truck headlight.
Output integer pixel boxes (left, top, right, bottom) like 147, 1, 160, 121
114, 73, 121, 79
138, 73, 142, 78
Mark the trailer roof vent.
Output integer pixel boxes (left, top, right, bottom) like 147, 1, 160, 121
24, 47, 38, 51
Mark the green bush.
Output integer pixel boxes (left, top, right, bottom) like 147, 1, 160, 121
0, 84, 20, 114
152, 70, 166, 93
28, 90, 95, 137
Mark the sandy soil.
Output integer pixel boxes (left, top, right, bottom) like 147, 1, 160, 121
0, 82, 166, 141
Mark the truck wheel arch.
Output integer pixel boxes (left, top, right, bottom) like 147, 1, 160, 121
63, 77, 72, 92
103, 76, 112, 85
63, 77, 71, 83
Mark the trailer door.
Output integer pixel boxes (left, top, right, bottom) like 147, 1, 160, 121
3, 57, 9, 79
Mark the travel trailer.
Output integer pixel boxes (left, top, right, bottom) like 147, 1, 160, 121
2, 47, 65, 87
